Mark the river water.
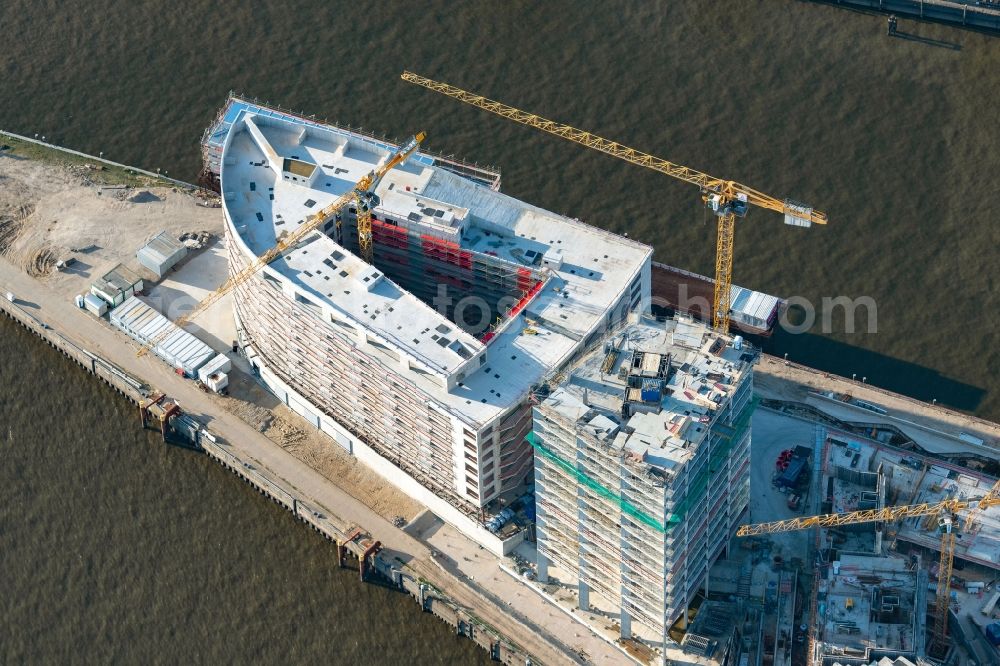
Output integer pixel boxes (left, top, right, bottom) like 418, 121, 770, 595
1, 0, 998, 662
0, 316, 487, 664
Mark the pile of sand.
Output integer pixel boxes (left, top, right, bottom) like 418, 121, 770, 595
220, 368, 423, 522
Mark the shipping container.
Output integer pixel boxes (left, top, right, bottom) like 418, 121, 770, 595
197, 353, 232, 393
83, 293, 108, 316
777, 457, 807, 488
137, 231, 188, 278
729, 285, 781, 332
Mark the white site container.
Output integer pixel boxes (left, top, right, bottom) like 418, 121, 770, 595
137, 231, 188, 278
83, 294, 109, 316
110, 296, 214, 377
203, 371, 229, 393
198, 353, 232, 393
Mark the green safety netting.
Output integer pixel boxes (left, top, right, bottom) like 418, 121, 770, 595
527, 397, 757, 535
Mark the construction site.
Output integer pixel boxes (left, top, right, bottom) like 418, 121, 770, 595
737, 401, 1000, 666
530, 314, 754, 661
4, 68, 1000, 666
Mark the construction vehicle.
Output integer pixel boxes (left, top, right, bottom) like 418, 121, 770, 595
736, 477, 1000, 651
401, 71, 827, 333
776, 448, 793, 470
775, 446, 811, 490
137, 131, 426, 356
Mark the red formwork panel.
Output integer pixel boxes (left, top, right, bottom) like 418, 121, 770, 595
420, 234, 472, 270
371, 218, 409, 249
480, 280, 545, 344
420, 234, 459, 250
516, 267, 532, 292
508, 280, 544, 318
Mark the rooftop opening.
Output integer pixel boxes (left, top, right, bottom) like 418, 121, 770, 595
331, 213, 546, 338
282, 157, 316, 179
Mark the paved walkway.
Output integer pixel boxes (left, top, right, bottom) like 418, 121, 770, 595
424, 521, 634, 665
0, 257, 626, 666
755, 355, 1000, 453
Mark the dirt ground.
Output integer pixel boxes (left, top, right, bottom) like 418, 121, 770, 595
1, 153, 423, 527
221, 367, 423, 524
0, 153, 222, 298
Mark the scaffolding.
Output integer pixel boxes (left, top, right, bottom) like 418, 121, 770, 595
528, 430, 665, 531
529, 395, 756, 536
361, 211, 547, 339
665, 397, 756, 527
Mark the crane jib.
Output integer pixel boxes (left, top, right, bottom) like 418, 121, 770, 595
138, 127, 426, 356
401, 70, 827, 334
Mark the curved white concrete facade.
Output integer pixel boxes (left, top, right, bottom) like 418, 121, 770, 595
213, 101, 653, 549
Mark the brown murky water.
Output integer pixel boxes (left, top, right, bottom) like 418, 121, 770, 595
0, 317, 487, 664
4, 1, 997, 415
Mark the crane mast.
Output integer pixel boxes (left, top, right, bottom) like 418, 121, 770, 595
354, 132, 425, 264
737, 477, 1000, 650
935, 516, 956, 642
138, 130, 425, 356
401, 71, 826, 332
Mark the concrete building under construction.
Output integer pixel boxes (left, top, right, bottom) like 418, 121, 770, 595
531, 314, 755, 658
817, 553, 926, 666
202, 97, 652, 553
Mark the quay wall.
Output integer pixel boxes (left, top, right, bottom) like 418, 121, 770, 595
815, 0, 1000, 31
0, 296, 150, 404
0, 295, 539, 666
756, 354, 1000, 453
0, 129, 201, 191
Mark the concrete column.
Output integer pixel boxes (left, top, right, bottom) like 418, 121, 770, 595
620, 609, 632, 639
579, 579, 590, 611
336, 542, 346, 567
536, 552, 549, 583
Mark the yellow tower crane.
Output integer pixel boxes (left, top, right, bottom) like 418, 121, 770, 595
736, 477, 1000, 649
138, 131, 425, 356
401, 71, 827, 333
